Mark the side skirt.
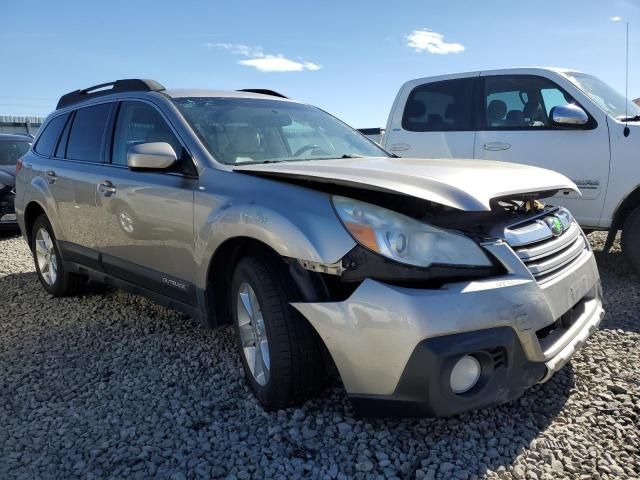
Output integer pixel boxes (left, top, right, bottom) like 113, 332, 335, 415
58, 241, 213, 326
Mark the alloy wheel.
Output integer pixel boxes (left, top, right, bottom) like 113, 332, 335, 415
35, 228, 57, 286
236, 282, 270, 385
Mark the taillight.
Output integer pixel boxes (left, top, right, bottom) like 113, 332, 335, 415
16, 158, 23, 176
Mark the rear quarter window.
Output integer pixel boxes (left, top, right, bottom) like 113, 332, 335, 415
34, 114, 68, 156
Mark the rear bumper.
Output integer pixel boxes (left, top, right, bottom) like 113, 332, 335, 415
293, 241, 603, 417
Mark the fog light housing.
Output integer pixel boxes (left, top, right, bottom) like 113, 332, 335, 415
450, 355, 481, 394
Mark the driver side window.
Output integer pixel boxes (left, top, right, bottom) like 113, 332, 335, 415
111, 101, 184, 167
483, 75, 576, 129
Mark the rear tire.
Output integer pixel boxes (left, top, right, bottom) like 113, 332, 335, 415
31, 215, 86, 296
621, 206, 640, 274
231, 256, 327, 409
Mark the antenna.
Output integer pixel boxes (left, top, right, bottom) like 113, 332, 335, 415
624, 22, 630, 137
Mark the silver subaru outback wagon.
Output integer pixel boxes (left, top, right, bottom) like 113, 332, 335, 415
15, 79, 604, 417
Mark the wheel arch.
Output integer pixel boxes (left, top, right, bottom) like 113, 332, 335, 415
23, 201, 48, 248
203, 236, 287, 328
603, 184, 640, 251
613, 184, 640, 230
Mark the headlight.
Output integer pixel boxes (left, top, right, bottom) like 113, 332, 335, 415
332, 196, 492, 268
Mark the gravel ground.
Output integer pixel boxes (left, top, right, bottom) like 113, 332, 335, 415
0, 230, 638, 480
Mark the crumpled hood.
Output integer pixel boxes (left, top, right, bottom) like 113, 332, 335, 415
234, 157, 578, 211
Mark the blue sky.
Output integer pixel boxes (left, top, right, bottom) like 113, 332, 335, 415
1, 0, 638, 127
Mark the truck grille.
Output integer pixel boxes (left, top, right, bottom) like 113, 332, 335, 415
504, 213, 587, 282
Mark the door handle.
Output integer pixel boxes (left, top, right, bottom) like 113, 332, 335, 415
483, 142, 511, 151
388, 143, 411, 152
45, 170, 58, 184
98, 180, 117, 196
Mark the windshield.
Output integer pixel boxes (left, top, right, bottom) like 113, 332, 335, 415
0, 139, 30, 166
564, 72, 640, 119
173, 97, 389, 164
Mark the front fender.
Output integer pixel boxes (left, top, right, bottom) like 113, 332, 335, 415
193, 169, 356, 289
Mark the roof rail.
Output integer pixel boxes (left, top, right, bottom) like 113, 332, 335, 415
237, 89, 288, 99
56, 79, 165, 109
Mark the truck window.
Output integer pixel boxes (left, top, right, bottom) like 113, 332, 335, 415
402, 78, 474, 132
483, 76, 578, 129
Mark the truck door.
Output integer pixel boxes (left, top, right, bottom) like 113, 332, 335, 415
384, 78, 477, 159
474, 74, 610, 227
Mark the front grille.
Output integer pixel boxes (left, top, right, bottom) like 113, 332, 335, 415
504, 215, 588, 282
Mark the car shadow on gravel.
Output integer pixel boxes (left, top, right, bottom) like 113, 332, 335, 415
303, 366, 576, 479
0, 267, 577, 480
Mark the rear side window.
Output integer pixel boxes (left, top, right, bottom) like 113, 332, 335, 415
34, 114, 68, 156
402, 79, 475, 132
66, 103, 112, 162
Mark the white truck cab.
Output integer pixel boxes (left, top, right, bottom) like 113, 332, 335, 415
366, 68, 640, 272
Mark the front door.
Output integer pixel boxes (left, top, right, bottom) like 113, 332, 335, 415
93, 100, 198, 304
474, 74, 610, 227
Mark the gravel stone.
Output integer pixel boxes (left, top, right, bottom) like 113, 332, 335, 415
0, 230, 638, 479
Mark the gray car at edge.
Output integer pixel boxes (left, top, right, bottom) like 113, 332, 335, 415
14, 79, 604, 417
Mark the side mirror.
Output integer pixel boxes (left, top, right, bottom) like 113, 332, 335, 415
127, 142, 177, 170
550, 104, 589, 127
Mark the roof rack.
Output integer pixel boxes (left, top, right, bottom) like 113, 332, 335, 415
237, 89, 288, 99
56, 79, 165, 109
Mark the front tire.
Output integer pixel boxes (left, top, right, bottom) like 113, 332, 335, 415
31, 215, 86, 296
621, 206, 640, 274
231, 256, 327, 409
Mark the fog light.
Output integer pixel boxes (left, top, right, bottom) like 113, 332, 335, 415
450, 355, 481, 394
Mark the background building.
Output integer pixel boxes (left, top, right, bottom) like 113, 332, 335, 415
0, 115, 44, 136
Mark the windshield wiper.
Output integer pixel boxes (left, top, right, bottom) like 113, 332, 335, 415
338, 154, 364, 159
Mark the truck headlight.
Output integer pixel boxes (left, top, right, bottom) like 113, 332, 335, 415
332, 196, 492, 268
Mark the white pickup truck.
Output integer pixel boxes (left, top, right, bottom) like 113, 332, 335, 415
362, 67, 640, 273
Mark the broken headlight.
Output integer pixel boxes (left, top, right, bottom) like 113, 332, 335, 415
332, 196, 492, 268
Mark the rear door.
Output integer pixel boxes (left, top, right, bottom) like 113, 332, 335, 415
92, 100, 198, 304
474, 73, 610, 227
384, 77, 478, 158
39, 103, 114, 248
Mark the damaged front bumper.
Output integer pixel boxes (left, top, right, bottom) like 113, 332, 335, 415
292, 239, 604, 417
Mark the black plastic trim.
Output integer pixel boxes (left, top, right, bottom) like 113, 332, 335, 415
350, 327, 547, 418
237, 89, 288, 98
57, 79, 165, 110
101, 254, 197, 306
58, 241, 197, 306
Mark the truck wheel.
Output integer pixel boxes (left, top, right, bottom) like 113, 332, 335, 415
31, 215, 86, 296
231, 256, 327, 409
621, 206, 640, 274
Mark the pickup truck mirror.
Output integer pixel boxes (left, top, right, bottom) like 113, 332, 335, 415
127, 142, 177, 170
550, 104, 589, 127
